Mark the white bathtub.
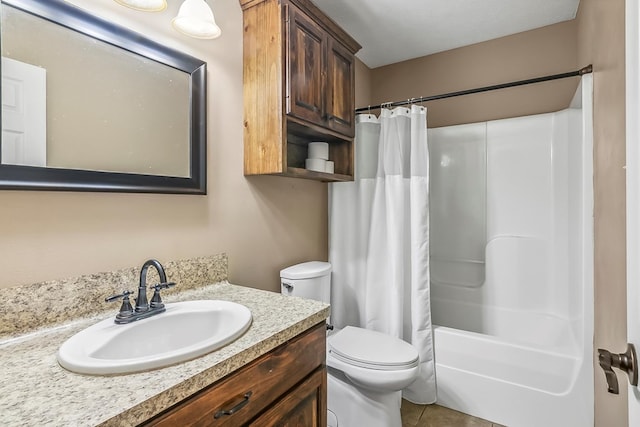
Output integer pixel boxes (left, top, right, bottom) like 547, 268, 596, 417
431, 295, 580, 354
434, 324, 591, 427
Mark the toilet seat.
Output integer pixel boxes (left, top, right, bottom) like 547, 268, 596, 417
328, 326, 419, 371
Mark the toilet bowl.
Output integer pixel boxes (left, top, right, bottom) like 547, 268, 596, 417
280, 262, 420, 427
328, 326, 419, 391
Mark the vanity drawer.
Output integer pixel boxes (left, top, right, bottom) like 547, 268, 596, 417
145, 322, 326, 426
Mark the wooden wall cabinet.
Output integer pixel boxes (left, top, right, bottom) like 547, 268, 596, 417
240, 0, 361, 182
144, 323, 327, 426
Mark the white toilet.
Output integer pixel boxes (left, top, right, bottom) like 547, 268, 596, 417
280, 261, 419, 427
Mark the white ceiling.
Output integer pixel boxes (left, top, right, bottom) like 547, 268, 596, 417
310, 0, 581, 69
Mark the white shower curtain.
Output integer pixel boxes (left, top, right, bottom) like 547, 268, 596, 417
329, 105, 436, 404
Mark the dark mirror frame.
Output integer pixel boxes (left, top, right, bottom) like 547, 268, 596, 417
0, 0, 207, 194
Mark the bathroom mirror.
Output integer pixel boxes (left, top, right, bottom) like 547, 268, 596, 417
0, 0, 207, 193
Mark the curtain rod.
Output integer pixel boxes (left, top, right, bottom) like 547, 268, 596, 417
355, 64, 593, 113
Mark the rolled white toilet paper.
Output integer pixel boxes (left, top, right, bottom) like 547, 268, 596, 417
308, 142, 329, 160
306, 158, 327, 172
325, 161, 335, 174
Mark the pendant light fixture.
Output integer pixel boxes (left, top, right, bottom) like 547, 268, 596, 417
114, 0, 167, 12
172, 0, 221, 39
113, 0, 221, 40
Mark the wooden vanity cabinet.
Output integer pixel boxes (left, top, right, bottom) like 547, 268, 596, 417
143, 323, 326, 427
240, 0, 361, 182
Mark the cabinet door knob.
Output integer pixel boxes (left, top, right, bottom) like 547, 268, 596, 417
214, 391, 253, 419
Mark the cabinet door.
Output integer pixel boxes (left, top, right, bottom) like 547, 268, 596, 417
326, 38, 356, 137
249, 368, 327, 427
286, 4, 325, 126
144, 324, 326, 427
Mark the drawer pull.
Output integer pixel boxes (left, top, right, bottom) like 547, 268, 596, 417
214, 391, 253, 419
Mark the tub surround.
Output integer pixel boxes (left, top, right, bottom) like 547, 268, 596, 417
429, 76, 593, 427
0, 255, 329, 426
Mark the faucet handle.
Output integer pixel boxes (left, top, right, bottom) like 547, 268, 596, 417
150, 282, 176, 309
153, 282, 176, 291
105, 291, 135, 321
105, 290, 133, 303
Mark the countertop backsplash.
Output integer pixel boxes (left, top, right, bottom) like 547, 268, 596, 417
0, 253, 228, 339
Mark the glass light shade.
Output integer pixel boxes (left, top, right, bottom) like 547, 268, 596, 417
114, 0, 167, 12
172, 0, 222, 39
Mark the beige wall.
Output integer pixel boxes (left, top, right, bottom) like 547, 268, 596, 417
577, 0, 628, 425
355, 58, 373, 108
0, 0, 327, 292
369, 20, 579, 128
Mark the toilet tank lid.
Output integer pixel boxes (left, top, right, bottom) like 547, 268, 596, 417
280, 261, 332, 279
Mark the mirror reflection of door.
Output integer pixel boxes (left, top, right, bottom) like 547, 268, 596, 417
1, 56, 46, 167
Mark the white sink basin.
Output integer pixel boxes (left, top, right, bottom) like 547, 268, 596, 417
57, 300, 252, 375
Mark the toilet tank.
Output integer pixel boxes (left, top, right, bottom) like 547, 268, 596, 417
280, 261, 332, 304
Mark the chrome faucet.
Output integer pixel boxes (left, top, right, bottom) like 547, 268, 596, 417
105, 259, 176, 324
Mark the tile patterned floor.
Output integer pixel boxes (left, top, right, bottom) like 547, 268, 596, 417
401, 401, 507, 427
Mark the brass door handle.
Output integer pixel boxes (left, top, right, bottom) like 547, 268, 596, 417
597, 343, 638, 394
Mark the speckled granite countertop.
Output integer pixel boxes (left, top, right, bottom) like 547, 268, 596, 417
0, 282, 329, 427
